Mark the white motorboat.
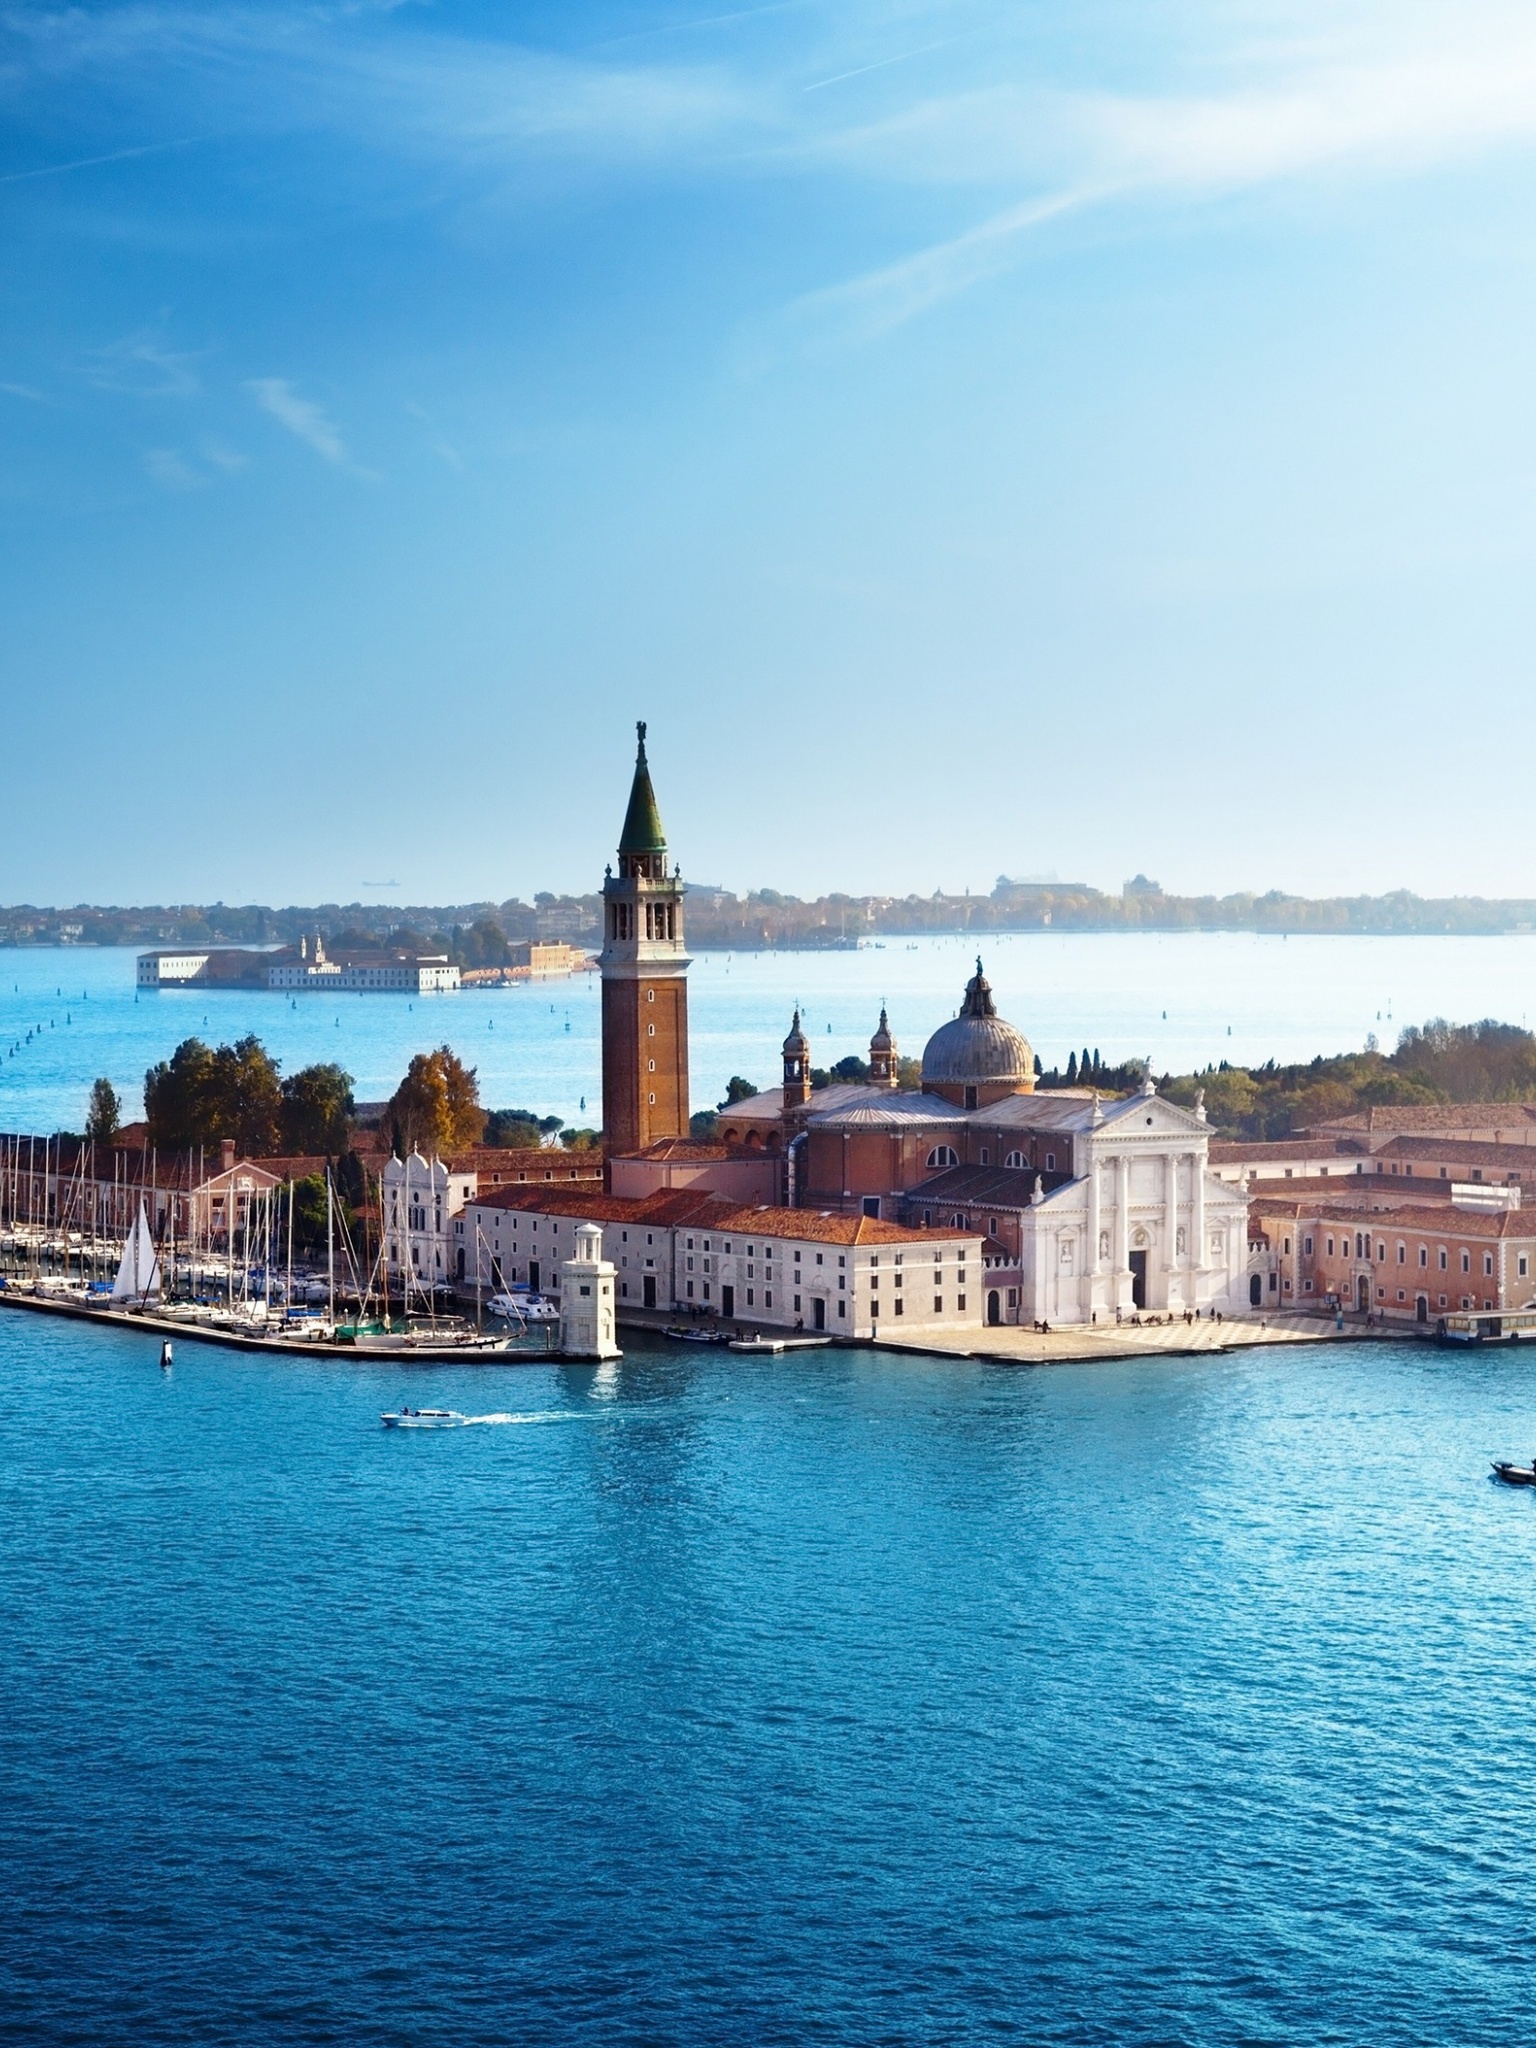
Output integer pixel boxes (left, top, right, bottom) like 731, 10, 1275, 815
381, 1407, 468, 1429
489, 1292, 559, 1324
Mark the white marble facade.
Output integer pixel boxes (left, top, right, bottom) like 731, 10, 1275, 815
1016, 1084, 1248, 1323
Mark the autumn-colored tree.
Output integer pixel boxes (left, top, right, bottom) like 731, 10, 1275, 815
386, 1046, 484, 1158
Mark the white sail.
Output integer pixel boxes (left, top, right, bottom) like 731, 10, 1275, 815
112, 1200, 162, 1303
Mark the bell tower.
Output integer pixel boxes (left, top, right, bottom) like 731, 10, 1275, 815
600, 722, 690, 1180
869, 1006, 898, 1088
782, 1010, 812, 1112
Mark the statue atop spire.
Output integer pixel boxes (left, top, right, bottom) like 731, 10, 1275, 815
619, 719, 666, 858
959, 957, 997, 1020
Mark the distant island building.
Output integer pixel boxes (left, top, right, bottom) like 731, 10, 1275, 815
137, 936, 460, 994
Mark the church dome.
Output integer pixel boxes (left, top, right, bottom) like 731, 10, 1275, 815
782, 1008, 810, 1058
921, 959, 1034, 1092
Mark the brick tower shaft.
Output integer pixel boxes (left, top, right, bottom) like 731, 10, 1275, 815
599, 723, 690, 1181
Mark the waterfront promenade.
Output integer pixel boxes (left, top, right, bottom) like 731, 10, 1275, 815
875, 1308, 1372, 1365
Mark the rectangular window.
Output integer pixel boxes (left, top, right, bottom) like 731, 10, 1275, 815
1304, 1236, 1313, 1255
958, 1295, 966, 1311
838, 1276, 845, 1290
837, 1300, 846, 1317
1521, 1257, 1530, 1279
793, 1293, 801, 1311
686, 1280, 694, 1297
1438, 1249, 1447, 1270
765, 1291, 773, 1308
1462, 1252, 1471, 1273
1485, 1254, 1494, 1277
1326, 1236, 1334, 1257
934, 1297, 943, 1314
895, 1298, 904, 1315
746, 1288, 754, 1306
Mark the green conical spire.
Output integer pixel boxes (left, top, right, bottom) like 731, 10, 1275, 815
619, 720, 667, 854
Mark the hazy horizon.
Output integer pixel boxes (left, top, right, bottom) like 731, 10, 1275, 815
5, 0, 1535, 905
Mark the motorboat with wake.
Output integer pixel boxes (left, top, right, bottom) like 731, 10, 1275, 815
381, 1407, 468, 1429
1491, 1459, 1536, 1486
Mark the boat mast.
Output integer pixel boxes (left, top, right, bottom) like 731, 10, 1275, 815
326, 1166, 335, 1331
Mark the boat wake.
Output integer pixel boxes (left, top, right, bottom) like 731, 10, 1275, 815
461, 1410, 592, 1428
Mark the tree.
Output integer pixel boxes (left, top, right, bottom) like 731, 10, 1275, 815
387, 1046, 484, 1157
145, 1034, 283, 1155
210, 1035, 283, 1156
145, 1038, 217, 1150
1066, 1051, 1078, 1084
280, 1063, 355, 1154
720, 1076, 759, 1107
483, 1109, 563, 1149
288, 1172, 354, 1257
455, 918, 511, 969
830, 1055, 871, 1084
85, 1078, 121, 1145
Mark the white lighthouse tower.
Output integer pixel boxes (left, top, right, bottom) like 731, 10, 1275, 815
559, 1221, 621, 1360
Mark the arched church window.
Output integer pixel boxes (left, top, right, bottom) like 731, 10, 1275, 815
927, 1146, 959, 1169
1004, 1151, 1025, 1169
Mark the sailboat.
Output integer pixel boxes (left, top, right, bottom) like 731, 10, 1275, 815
111, 1200, 162, 1305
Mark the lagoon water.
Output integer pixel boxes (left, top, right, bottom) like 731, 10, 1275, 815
4, 931, 1536, 1133
5, 1311, 1536, 2044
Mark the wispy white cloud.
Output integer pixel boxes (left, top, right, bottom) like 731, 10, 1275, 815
143, 445, 202, 488
0, 136, 198, 184
0, 4, 758, 175
14, 0, 1536, 351
783, 5, 1536, 338
782, 188, 1088, 347
198, 433, 246, 471
0, 379, 46, 402
83, 327, 201, 398
246, 377, 347, 463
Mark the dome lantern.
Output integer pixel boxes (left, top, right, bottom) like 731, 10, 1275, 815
920, 958, 1035, 1109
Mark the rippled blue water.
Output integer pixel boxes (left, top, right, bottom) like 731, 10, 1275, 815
6, 1310, 1536, 2043
5, 931, 1536, 1132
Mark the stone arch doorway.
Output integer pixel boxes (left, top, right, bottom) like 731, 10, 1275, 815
1357, 1275, 1370, 1313
987, 1290, 1001, 1326
1129, 1250, 1148, 1310
1249, 1273, 1262, 1307
1416, 1294, 1429, 1323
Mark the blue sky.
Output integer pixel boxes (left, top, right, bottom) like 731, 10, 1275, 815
3, 0, 1535, 907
